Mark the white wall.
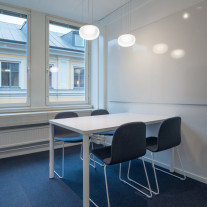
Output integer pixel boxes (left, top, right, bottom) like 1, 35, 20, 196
98, 0, 207, 183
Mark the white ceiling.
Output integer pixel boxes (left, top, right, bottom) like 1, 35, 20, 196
0, 0, 128, 23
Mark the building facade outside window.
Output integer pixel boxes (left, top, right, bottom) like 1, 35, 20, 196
47, 18, 88, 104
0, 8, 30, 106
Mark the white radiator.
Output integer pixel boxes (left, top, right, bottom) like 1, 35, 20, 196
0, 109, 91, 158
0, 126, 49, 149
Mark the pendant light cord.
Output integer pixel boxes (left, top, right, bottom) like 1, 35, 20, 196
129, 0, 131, 33
92, 0, 94, 24
88, 0, 89, 24
82, 0, 83, 23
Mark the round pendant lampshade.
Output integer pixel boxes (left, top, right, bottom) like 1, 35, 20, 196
79, 25, 100, 40
118, 34, 136, 47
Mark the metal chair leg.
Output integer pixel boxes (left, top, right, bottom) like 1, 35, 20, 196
89, 198, 99, 207
54, 142, 64, 178
150, 152, 160, 195
119, 162, 152, 198
55, 141, 96, 178
92, 142, 96, 168
104, 165, 110, 207
89, 141, 105, 167
81, 141, 97, 168
154, 148, 186, 181
127, 158, 152, 198
80, 142, 83, 160
89, 164, 108, 207
89, 156, 104, 167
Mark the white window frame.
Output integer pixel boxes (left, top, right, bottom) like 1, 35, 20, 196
45, 15, 90, 106
0, 4, 31, 108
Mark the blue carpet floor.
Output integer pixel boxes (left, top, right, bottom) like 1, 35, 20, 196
0, 144, 207, 207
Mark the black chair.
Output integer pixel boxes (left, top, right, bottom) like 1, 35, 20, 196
53, 111, 94, 178
91, 109, 115, 167
91, 122, 152, 207
145, 116, 186, 195
91, 109, 115, 136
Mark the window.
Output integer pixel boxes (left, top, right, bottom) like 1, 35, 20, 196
47, 19, 88, 104
1, 62, 19, 87
0, 8, 30, 106
74, 67, 84, 88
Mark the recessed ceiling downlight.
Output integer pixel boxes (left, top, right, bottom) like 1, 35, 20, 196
79, 25, 100, 40
118, 34, 136, 47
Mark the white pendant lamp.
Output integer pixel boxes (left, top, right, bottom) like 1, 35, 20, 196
79, 0, 100, 40
118, 0, 136, 47
79, 25, 99, 40
118, 34, 136, 47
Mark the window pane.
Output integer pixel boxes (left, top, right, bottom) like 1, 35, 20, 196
74, 68, 84, 88
11, 72, 19, 86
48, 21, 86, 103
1, 62, 19, 87
0, 9, 28, 105
2, 69, 9, 86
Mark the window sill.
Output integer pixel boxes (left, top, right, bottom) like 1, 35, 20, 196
0, 104, 92, 114
0, 105, 93, 128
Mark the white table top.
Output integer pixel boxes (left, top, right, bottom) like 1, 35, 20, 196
49, 113, 171, 135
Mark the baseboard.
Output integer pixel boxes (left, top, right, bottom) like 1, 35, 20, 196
143, 156, 171, 170
174, 166, 207, 184
143, 156, 207, 184
0, 141, 80, 159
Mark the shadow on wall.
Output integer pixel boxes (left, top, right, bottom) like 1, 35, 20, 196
179, 122, 207, 178
145, 123, 172, 168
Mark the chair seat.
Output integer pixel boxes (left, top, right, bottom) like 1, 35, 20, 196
54, 134, 83, 143
92, 146, 111, 165
94, 130, 115, 136
146, 137, 159, 152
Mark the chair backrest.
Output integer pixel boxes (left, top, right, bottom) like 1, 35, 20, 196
91, 109, 109, 116
157, 117, 181, 151
109, 122, 146, 165
54, 112, 79, 138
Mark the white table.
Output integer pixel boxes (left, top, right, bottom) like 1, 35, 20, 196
49, 113, 171, 207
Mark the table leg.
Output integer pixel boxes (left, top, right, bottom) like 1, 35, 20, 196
49, 124, 54, 178
83, 134, 90, 207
